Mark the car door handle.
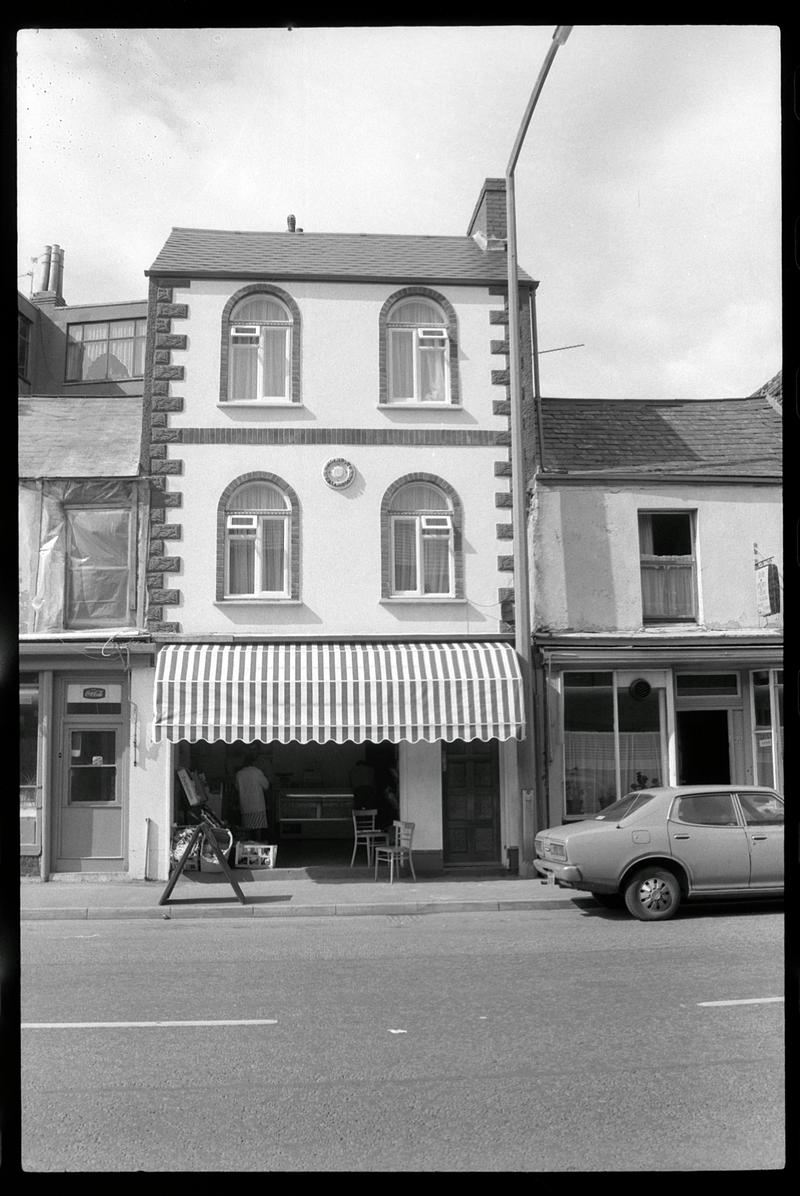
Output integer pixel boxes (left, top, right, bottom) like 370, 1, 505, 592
751, 834, 768, 842
673, 833, 690, 839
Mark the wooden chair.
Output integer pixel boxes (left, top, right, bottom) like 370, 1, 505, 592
374, 820, 416, 883
350, 808, 384, 867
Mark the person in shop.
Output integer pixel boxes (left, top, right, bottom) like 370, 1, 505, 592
350, 757, 398, 831
235, 751, 271, 842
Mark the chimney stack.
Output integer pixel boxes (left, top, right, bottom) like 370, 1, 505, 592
466, 178, 507, 251
32, 242, 66, 305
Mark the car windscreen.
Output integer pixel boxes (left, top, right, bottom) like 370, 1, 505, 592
593, 792, 656, 821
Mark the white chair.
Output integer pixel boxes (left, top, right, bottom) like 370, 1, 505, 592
350, 808, 384, 867
374, 820, 416, 883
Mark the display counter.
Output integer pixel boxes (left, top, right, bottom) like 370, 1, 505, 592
279, 790, 354, 839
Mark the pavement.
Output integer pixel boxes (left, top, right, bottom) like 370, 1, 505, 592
19, 863, 589, 921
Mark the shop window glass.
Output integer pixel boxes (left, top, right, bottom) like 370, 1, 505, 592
563, 673, 616, 815
618, 684, 663, 791
676, 673, 739, 697
752, 669, 783, 789
20, 683, 40, 846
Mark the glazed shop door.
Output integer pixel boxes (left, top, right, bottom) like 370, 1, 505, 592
55, 682, 126, 872
442, 740, 500, 864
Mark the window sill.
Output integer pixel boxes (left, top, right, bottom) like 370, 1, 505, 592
378, 402, 461, 411
380, 597, 467, 605
219, 401, 300, 409
214, 598, 302, 606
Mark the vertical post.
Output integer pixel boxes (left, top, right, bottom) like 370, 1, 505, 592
506, 26, 572, 871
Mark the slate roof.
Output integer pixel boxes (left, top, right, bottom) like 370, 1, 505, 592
527, 396, 782, 480
147, 228, 533, 286
18, 396, 144, 477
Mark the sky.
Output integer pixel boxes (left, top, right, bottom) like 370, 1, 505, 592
16, 24, 782, 400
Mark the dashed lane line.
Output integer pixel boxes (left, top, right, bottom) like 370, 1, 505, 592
697, 997, 783, 1007
21, 1018, 279, 1029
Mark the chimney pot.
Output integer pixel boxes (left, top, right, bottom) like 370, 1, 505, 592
287, 214, 296, 232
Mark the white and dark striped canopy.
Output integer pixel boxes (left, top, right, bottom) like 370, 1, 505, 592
152, 642, 524, 745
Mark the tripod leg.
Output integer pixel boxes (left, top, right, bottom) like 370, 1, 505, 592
159, 824, 203, 905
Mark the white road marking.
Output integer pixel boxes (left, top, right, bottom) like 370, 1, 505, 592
387, 1029, 407, 1034
697, 997, 783, 1007
21, 1018, 278, 1029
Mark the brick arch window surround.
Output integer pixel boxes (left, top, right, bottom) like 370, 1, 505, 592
380, 473, 464, 598
379, 287, 460, 406
216, 472, 300, 600
219, 283, 302, 404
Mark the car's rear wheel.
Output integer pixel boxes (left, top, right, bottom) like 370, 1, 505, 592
623, 867, 681, 921
593, 893, 625, 909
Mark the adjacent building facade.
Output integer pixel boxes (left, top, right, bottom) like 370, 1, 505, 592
525, 386, 783, 828
18, 249, 155, 876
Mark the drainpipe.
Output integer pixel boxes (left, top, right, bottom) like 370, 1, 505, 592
507, 25, 572, 871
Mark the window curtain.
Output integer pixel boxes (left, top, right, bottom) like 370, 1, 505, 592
262, 328, 288, 397
641, 562, 694, 618
229, 341, 258, 399
419, 346, 446, 401
393, 519, 417, 590
422, 534, 450, 593
261, 518, 285, 591
389, 328, 414, 398
618, 731, 663, 790
108, 320, 138, 379
228, 536, 255, 595
564, 732, 617, 815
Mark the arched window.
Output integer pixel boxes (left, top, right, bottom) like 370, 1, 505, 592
225, 293, 295, 402
388, 481, 455, 596
223, 479, 292, 597
385, 294, 454, 404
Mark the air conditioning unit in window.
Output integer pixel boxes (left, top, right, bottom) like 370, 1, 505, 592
227, 514, 258, 531
231, 325, 260, 339
417, 328, 447, 342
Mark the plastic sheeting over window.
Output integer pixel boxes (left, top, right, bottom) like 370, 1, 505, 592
20, 480, 140, 633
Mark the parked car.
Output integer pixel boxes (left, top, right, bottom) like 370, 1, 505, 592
534, 785, 784, 921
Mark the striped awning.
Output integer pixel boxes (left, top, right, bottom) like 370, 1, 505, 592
152, 641, 524, 745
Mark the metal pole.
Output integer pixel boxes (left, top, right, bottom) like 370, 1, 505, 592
506, 26, 572, 872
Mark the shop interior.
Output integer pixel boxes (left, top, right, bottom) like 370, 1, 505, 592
173, 739, 399, 867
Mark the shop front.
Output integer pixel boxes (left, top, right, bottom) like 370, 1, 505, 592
19, 641, 156, 877
152, 640, 525, 871
533, 636, 784, 826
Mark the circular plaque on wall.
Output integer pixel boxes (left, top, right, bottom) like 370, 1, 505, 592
323, 458, 356, 489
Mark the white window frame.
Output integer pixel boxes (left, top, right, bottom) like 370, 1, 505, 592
387, 306, 450, 405
224, 508, 291, 598
638, 509, 698, 624
65, 318, 147, 382
227, 304, 293, 403
390, 511, 454, 597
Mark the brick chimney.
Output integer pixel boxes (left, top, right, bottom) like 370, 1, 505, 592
467, 178, 507, 251
32, 243, 66, 306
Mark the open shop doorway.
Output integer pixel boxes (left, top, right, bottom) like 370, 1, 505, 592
173, 738, 399, 868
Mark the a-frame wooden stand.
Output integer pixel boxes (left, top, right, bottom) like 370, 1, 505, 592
159, 771, 246, 906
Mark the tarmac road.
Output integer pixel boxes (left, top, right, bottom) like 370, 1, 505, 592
18, 904, 785, 1172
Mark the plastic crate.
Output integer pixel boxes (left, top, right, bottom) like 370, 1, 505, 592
234, 842, 278, 869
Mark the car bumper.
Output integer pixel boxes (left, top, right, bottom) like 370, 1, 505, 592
534, 859, 583, 886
